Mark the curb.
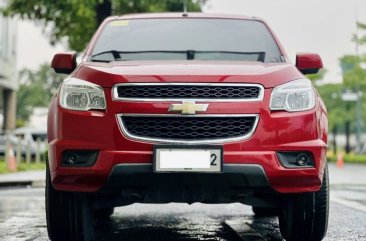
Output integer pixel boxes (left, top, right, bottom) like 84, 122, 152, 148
0, 180, 45, 188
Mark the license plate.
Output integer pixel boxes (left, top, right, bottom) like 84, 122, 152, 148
154, 146, 222, 173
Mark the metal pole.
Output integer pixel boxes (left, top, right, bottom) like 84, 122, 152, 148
4, 136, 9, 165
16, 141, 22, 164
35, 138, 41, 163
333, 126, 337, 155
356, 91, 362, 152
26, 141, 31, 164
183, 0, 188, 12
345, 102, 351, 154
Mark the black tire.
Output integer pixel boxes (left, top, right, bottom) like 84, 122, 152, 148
279, 164, 329, 241
46, 163, 95, 241
95, 207, 114, 220
252, 207, 278, 217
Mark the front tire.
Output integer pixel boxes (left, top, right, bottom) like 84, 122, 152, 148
95, 207, 114, 220
279, 164, 329, 241
46, 163, 95, 241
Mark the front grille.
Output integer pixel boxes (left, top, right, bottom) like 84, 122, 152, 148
114, 84, 263, 101
119, 115, 258, 143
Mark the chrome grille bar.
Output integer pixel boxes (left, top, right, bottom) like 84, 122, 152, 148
116, 114, 259, 144
112, 83, 264, 102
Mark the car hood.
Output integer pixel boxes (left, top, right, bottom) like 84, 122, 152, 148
74, 61, 303, 88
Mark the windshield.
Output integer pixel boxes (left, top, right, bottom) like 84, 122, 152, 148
32, 133, 47, 142
90, 18, 283, 63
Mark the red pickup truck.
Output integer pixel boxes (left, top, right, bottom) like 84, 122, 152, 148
47, 13, 328, 241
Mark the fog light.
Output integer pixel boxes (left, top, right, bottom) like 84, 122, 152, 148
296, 154, 308, 166
66, 153, 79, 165
61, 150, 99, 167
277, 151, 314, 168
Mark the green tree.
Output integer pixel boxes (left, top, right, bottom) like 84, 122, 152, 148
316, 84, 347, 131
337, 33, 366, 152
316, 83, 353, 154
340, 55, 366, 89
113, 0, 204, 14
17, 64, 63, 121
2, 0, 206, 51
341, 21, 366, 89
307, 69, 326, 82
355, 22, 366, 48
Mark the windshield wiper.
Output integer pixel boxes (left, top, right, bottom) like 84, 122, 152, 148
90, 50, 123, 62
89, 50, 266, 62
90, 59, 112, 63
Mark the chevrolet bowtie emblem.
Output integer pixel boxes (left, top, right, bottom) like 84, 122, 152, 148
168, 101, 209, 115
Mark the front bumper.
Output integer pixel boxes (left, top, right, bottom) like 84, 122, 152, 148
49, 142, 325, 193
48, 88, 328, 194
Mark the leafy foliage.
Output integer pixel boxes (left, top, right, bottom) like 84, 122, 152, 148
343, 66, 366, 89
17, 64, 63, 121
316, 83, 347, 130
113, 0, 204, 13
327, 152, 366, 163
340, 55, 366, 89
2, 0, 97, 51
325, 22, 366, 144
357, 22, 366, 45
2, 0, 206, 51
307, 69, 326, 82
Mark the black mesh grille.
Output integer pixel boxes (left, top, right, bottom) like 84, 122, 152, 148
121, 116, 256, 141
116, 85, 261, 99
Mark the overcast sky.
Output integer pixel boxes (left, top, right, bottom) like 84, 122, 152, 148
17, 0, 366, 83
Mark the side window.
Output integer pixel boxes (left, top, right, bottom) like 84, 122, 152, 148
32, 134, 47, 142
15, 134, 25, 140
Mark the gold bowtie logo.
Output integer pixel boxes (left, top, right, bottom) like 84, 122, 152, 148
168, 101, 209, 115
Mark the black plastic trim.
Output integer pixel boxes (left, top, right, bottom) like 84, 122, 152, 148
277, 151, 315, 169
61, 150, 99, 167
105, 163, 269, 187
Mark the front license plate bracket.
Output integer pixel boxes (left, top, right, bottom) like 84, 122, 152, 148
153, 145, 223, 173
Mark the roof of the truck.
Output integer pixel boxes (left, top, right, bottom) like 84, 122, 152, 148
107, 12, 262, 21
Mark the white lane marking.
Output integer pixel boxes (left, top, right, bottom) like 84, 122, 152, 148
224, 219, 266, 241
331, 197, 366, 213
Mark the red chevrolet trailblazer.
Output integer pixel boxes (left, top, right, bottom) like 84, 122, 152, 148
47, 13, 328, 241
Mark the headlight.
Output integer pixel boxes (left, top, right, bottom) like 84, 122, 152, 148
59, 78, 106, 111
270, 79, 315, 112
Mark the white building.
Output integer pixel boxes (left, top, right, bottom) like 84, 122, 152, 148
0, 0, 18, 131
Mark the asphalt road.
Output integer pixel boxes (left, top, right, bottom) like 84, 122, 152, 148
0, 184, 365, 241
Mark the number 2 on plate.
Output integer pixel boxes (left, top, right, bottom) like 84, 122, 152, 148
210, 153, 217, 166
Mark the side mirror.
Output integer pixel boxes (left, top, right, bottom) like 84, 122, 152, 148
296, 53, 323, 75
51, 52, 77, 74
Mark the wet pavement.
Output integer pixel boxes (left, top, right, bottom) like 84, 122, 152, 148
0, 185, 365, 241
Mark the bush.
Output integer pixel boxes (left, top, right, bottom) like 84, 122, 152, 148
0, 160, 46, 174
327, 153, 366, 164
